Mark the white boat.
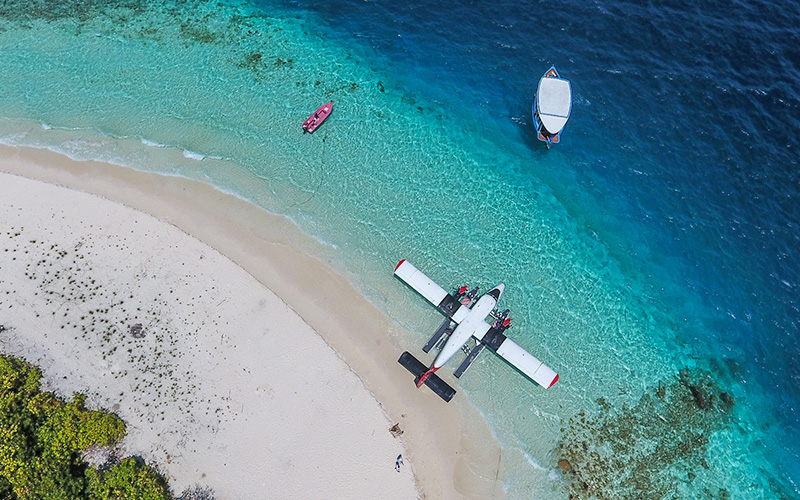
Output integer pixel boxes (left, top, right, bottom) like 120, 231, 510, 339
533, 66, 572, 149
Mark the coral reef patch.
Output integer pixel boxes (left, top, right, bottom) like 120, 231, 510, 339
557, 368, 736, 499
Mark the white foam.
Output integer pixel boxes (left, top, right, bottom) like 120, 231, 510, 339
0, 133, 29, 146
523, 452, 564, 482
523, 452, 550, 472
141, 138, 167, 148
182, 149, 205, 160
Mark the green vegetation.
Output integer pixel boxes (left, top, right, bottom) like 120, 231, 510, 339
0, 354, 172, 500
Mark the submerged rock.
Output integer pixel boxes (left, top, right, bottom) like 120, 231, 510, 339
556, 368, 736, 500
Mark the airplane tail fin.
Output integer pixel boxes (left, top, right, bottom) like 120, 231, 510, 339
398, 352, 456, 402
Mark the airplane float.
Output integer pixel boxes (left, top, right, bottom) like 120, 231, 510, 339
394, 259, 559, 402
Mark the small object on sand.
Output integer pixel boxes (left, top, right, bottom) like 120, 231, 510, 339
395, 454, 403, 472
389, 423, 403, 437
129, 323, 146, 338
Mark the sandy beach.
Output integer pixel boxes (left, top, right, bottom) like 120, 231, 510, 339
0, 144, 505, 499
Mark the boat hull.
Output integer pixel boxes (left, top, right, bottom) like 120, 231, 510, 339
533, 66, 572, 149
302, 102, 333, 133
532, 108, 562, 148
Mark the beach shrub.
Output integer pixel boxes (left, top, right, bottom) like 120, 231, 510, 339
0, 353, 173, 500
86, 457, 171, 500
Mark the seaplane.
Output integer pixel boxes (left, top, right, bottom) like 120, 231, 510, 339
394, 260, 559, 402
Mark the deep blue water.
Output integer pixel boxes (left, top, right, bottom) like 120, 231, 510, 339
270, 0, 800, 492
1, 0, 799, 496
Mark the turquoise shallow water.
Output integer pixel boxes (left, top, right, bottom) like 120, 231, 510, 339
1, 0, 798, 498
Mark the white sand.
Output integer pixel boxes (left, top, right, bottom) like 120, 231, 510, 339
0, 145, 506, 500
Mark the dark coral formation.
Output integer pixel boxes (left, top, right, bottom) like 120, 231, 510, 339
1, 0, 361, 94
557, 368, 735, 499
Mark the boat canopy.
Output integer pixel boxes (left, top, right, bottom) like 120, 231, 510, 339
537, 77, 572, 134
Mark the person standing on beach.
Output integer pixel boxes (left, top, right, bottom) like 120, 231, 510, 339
395, 454, 403, 472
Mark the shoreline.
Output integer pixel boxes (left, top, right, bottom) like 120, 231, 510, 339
0, 143, 505, 499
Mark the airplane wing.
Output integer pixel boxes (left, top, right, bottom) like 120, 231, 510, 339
474, 323, 559, 388
394, 260, 471, 323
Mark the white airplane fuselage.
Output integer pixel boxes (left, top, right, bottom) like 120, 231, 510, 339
394, 259, 559, 400
432, 284, 504, 369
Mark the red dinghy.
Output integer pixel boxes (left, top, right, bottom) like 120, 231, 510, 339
302, 102, 333, 133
